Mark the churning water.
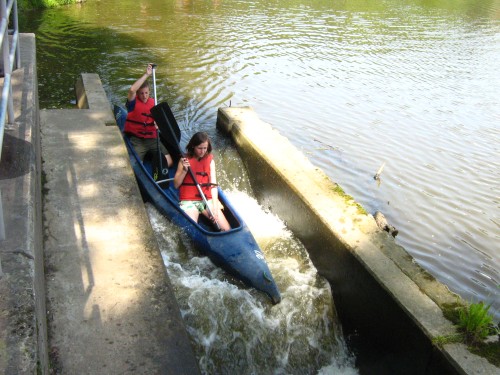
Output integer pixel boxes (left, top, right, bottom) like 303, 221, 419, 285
143, 139, 357, 373
146, 190, 357, 374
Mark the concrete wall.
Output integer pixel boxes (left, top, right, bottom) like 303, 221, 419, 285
216, 106, 498, 374
0, 34, 49, 374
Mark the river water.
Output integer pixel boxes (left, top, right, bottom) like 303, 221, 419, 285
21, 0, 498, 353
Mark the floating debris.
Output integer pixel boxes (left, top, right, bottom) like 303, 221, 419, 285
374, 162, 386, 180
313, 138, 341, 152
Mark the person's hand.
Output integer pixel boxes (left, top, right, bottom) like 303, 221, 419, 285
146, 63, 153, 76
209, 208, 219, 226
181, 158, 191, 171
211, 203, 219, 218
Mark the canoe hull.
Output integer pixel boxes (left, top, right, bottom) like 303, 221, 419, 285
114, 105, 281, 304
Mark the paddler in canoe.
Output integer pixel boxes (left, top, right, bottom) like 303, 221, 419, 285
173, 132, 231, 232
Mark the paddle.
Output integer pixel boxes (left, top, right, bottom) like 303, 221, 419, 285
151, 63, 158, 105
151, 102, 221, 231
150, 63, 168, 179
151, 100, 181, 157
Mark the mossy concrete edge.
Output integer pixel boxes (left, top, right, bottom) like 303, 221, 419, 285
217, 106, 498, 374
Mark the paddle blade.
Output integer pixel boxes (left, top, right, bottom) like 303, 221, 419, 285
151, 102, 181, 151
151, 102, 183, 166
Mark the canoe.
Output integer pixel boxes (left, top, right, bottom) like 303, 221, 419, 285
113, 103, 281, 304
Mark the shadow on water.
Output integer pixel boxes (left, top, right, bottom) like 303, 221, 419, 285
20, 8, 120, 109
20, 4, 170, 110
19, 1, 223, 113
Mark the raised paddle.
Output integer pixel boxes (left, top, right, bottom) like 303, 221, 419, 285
151, 63, 158, 105
151, 102, 221, 231
150, 64, 168, 179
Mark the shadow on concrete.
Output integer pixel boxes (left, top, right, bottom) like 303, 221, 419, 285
0, 133, 32, 179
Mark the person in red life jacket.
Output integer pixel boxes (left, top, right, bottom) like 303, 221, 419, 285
124, 63, 173, 167
173, 132, 231, 231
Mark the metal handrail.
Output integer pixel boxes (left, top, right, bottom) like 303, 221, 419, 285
0, 0, 20, 161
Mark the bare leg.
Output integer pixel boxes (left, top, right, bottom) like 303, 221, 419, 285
184, 208, 200, 224
216, 209, 231, 231
202, 207, 231, 231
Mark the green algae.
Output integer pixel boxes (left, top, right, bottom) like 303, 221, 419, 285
330, 183, 367, 215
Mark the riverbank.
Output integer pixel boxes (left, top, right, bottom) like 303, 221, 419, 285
18, 0, 81, 11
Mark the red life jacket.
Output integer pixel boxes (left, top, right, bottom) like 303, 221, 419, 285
179, 154, 214, 201
124, 98, 157, 138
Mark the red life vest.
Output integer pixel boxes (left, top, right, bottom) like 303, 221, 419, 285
124, 98, 157, 139
179, 154, 214, 201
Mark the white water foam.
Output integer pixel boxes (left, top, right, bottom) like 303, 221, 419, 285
147, 189, 357, 374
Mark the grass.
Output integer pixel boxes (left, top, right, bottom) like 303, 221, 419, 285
432, 334, 462, 347
437, 300, 499, 367
457, 302, 497, 345
331, 183, 368, 215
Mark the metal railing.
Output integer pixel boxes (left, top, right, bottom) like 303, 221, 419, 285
0, 0, 20, 162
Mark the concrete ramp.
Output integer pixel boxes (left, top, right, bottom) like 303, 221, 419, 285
41, 105, 199, 373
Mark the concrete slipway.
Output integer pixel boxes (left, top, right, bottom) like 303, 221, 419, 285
0, 33, 498, 374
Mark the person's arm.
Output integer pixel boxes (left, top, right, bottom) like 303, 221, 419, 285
165, 153, 173, 168
174, 158, 189, 189
127, 63, 153, 102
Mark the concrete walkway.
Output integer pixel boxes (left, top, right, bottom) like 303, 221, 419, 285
0, 34, 200, 374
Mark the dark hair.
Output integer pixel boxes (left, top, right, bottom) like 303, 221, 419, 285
185, 132, 212, 158
139, 81, 150, 90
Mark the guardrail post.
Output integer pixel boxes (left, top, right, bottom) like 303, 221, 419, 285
12, 0, 19, 68
0, 188, 4, 278
0, 0, 20, 161
1, 0, 13, 122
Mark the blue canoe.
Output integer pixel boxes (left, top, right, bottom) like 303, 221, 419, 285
114, 103, 281, 304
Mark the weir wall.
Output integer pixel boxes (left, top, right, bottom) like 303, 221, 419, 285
216, 106, 499, 375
